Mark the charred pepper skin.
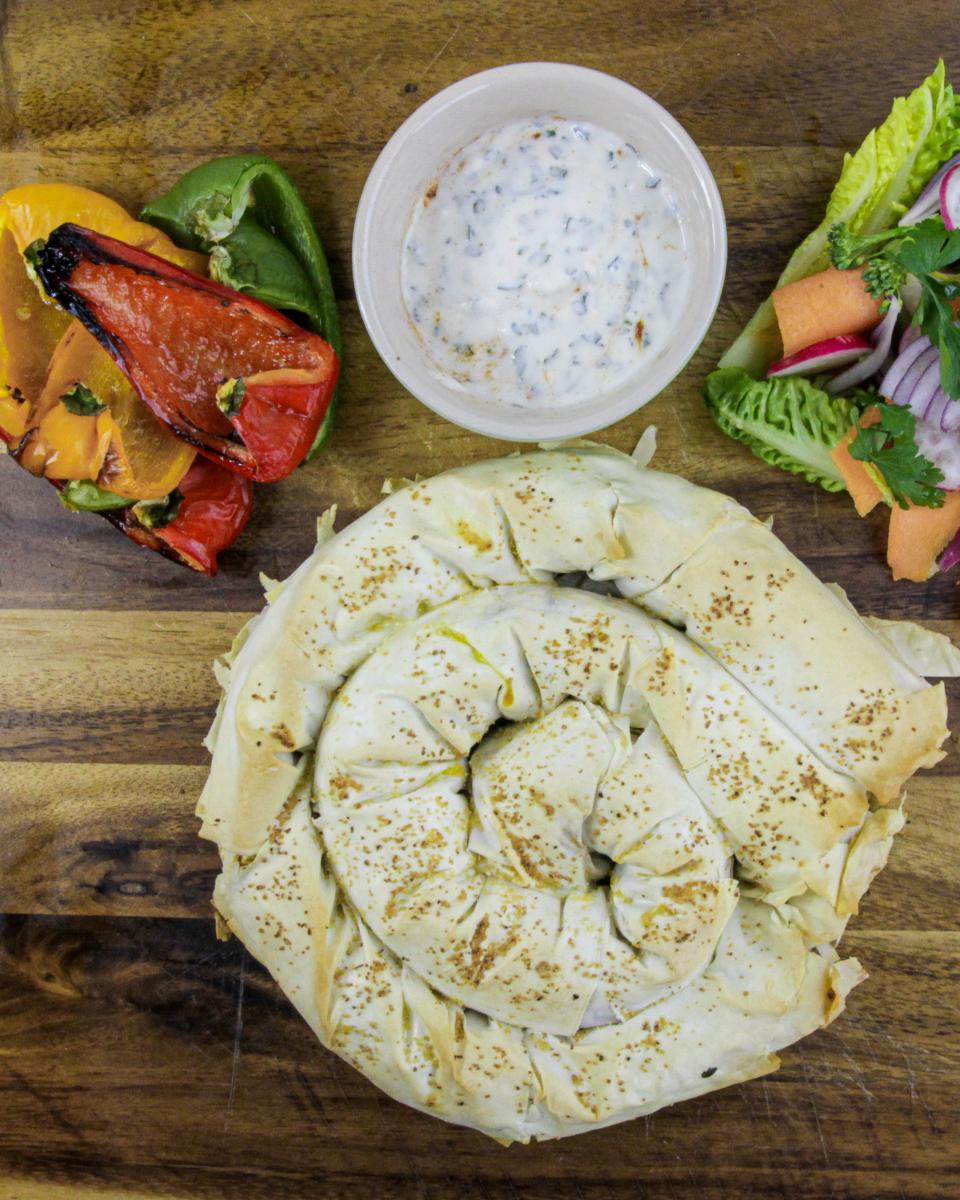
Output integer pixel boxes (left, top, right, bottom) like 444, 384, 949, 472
36, 223, 339, 484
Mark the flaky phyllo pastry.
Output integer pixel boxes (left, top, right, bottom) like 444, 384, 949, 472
200, 443, 958, 1142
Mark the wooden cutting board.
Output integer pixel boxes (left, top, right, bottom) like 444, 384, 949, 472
1, 2, 957, 1197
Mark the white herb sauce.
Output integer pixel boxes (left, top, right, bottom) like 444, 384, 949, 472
402, 115, 689, 409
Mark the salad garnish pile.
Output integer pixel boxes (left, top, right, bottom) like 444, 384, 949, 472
705, 61, 960, 581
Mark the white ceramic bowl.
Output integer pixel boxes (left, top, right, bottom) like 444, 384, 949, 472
353, 62, 726, 442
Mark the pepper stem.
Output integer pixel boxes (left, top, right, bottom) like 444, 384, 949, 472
216, 377, 247, 417
133, 489, 184, 529
23, 238, 47, 285
60, 382, 107, 415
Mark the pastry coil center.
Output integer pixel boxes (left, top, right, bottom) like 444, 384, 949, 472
317, 584, 737, 1035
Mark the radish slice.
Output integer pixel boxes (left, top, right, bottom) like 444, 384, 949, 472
766, 334, 872, 379
880, 334, 933, 399
899, 152, 960, 226
826, 297, 901, 393
940, 165, 960, 231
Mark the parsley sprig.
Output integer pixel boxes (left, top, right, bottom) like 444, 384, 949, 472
828, 217, 960, 399
849, 404, 945, 509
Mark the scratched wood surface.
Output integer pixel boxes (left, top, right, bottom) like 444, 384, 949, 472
0, 1, 958, 1197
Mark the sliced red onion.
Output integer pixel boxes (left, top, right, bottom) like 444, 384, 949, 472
826, 296, 901, 393
766, 334, 872, 379
940, 165, 960, 231
899, 151, 960, 226
896, 354, 942, 418
901, 194, 942, 226
914, 419, 960, 488
880, 334, 933, 398
939, 393, 960, 433
926, 386, 960, 433
899, 320, 923, 354
937, 524, 960, 574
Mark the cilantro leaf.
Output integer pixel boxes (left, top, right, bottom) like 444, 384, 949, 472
910, 268, 960, 398
895, 221, 960, 395
848, 385, 885, 412
894, 217, 960, 275
849, 404, 945, 508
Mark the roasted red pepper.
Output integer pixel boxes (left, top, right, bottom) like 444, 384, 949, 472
36, 224, 340, 483
117, 457, 253, 575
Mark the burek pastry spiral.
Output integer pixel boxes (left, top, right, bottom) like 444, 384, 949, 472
200, 444, 956, 1141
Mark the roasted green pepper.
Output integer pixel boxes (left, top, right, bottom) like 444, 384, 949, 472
59, 478, 129, 511
141, 155, 341, 456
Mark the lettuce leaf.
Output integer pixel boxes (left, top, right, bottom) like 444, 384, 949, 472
703, 368, 858, 492
721, 62, 960, 377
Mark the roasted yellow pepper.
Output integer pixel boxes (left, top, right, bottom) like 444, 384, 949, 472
0, 183, 205, 499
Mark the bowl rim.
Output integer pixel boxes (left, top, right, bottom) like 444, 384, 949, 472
352, 61, 727, 442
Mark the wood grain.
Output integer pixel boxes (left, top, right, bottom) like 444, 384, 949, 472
1, 0, 959, 1196
0, 764, 214, 918
0, 611, 247, 762
0, 917, 956, 1198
